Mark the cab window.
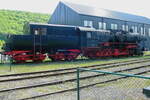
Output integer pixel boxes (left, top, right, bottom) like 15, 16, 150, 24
87, 32, 92, 39
33, 28, 47, 35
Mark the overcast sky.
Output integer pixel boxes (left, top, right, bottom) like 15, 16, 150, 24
0, 0, 150, 18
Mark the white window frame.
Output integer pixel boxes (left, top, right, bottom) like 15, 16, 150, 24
131, 26, 135, 32
122, 25, 125, 31
148, 28, 150, 36
135, 26, 137, 33
144, 28, 146, 36
103, 22, 106, 30
111, 23, 118, 30
89, 21, 93, 28
98, 22, 106, 30
84, 20, 93, 28
111, 24, 114, 30
140, 27, 143, 35
131, 26, 137, 33
98, 22, 103, 29
84, 20, 88, 27
115, 24, 118, 30
126, 25, 129, 31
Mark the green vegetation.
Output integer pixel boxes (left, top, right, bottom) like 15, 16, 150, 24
0, 9, 50, 34
144, 51, 150, 56
0, 55, 150, 75
0, 9, 50, 48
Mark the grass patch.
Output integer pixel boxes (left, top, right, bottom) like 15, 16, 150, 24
144, 51, 150, 56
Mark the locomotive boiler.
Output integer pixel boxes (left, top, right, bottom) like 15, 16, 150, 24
3, 23, 146, 62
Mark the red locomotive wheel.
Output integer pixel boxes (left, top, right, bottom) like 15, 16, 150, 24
65, 55, 74, 61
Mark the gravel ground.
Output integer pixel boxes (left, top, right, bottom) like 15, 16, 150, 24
0, 62, 149, 100
0, 68, 149, 100
31, 75, 150, 100
79, 86, 149, 100
0, 58, 148, 80
0, 62, 148, 90
27, 84, 149, 100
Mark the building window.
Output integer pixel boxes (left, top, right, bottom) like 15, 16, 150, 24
111, 24, 113, 29
98, 22, 102, 29
84, 20, 88, 27
111, 23, 118, 30
131, 26, 134, 33
131, 26, 138, 33
126, 25, 129, 31
122, 25, 129, 31
84, 20, 93, 28
115, 24, 118, 30
144, 28, 146, 35
149, 28, 150, 36
140, 27, 143, 35
98, 22, 106, 30
135, 26, 137, 33
103, 22, 106, 30
122, 25, 125, 31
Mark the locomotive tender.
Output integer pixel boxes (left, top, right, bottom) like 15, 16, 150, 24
3, 23, 145, 62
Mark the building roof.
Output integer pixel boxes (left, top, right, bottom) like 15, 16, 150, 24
29, 23, 96, 31
62, 1, 150, 24
29, 23, 76, 28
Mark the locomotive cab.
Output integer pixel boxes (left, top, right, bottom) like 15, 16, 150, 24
30, 23, 47, 35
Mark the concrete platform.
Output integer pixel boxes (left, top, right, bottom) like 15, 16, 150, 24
143, 86, 150, 97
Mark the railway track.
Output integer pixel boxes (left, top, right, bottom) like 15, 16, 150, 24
20, 70, 150, 100
18, 64, 150, 100
0, 58, 149, 100
0, 58, 150, 82
1, 57, 150, 78
0, 62, 149, 93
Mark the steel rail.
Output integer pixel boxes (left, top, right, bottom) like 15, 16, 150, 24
0, 58, 149, 83
0, 57, 149, 78
0, 63, 149, 93
19, 69, 150, 100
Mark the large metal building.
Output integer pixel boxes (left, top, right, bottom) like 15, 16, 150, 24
49, 1, 150, 49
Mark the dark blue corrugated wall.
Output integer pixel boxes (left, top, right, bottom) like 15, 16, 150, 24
49, 2, 80, 26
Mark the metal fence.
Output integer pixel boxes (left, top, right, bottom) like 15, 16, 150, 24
0, 54, 12, 72
0, 54, 10, 63
77, 68, 150, 100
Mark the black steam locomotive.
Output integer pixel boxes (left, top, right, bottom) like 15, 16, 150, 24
3, 23, 145, 62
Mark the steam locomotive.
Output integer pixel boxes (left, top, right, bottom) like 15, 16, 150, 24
3, 23, 146, 62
